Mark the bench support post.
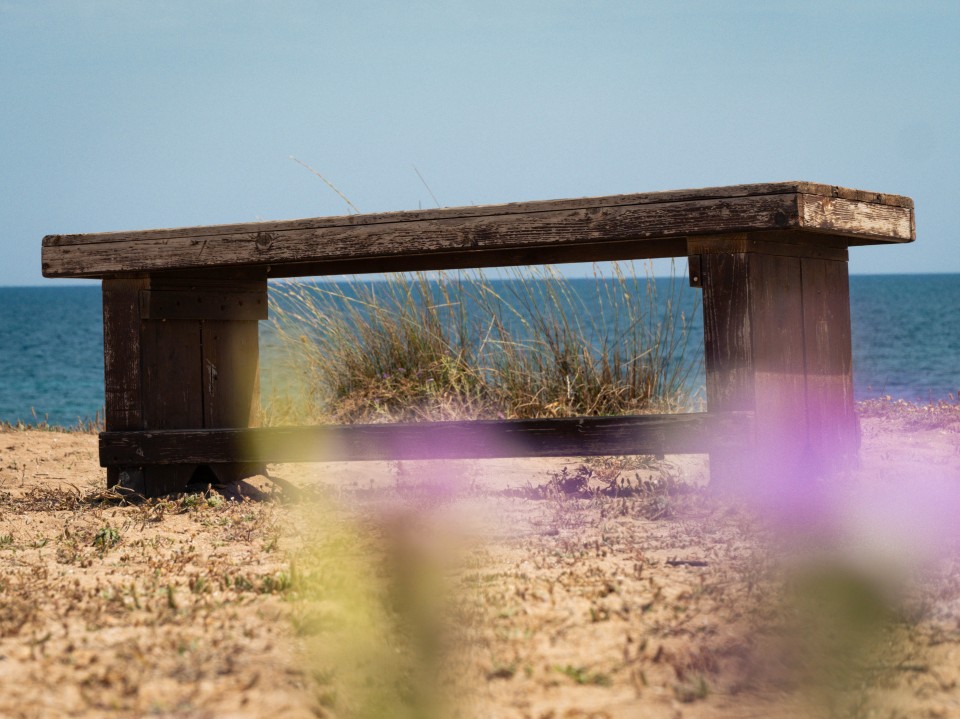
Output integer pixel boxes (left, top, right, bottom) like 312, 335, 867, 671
102, 276, 267, 496
691, 234, 859, 492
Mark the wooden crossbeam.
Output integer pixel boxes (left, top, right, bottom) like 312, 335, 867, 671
98, 412, 754, 466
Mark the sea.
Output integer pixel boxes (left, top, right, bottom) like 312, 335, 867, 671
1, 274, 957, 427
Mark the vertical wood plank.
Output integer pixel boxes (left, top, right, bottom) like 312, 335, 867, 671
102, 279, 145, 430
101, 279, 146, 487
699, 252, 755, 488
801, 257, 859, 471
698, 244, 860, 490
198, 280, 267, 483
141, 317, 204, 493
202, 318, 265, 483
746, 253, 810, 482
700, 252, 754, 411
201, 320, 261, 428
141, 319, 203, 428
699, 249, 813, 489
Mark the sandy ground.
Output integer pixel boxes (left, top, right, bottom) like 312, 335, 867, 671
2, 404, 960, 718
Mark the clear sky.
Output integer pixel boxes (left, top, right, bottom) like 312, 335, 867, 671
2, 1, 957, 285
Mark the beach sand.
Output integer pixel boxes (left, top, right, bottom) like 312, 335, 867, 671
1, 405, 959, 718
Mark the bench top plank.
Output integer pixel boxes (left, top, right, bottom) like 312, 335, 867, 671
42, 181, 914, 279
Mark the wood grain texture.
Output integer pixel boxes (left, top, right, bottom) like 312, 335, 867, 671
42, 194, 797, 277
201, 319, 265, 483
801, 257, 859, 471
687, 232, 849, 261
41, 181, 915, 248
746, 253, 810, 480
102, 279, 146, 432
201, 320, 261, 429
798, 195, 914, 242
99, 412, 754, 466
140, 319, 203, 430
41, 183, 914, 279
101, 279, 146, 488
698, 243, 862, 486
688, 255, 702, 288
140, 317, 204, 493
701, 252, 754, 412
140, 290, 268, 320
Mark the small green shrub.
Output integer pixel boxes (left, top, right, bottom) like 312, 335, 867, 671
93, 526, 121, 550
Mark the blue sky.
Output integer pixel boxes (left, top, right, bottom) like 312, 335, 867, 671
2, 1, 957, 285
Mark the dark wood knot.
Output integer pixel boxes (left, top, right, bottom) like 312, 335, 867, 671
255, 232, 276, 251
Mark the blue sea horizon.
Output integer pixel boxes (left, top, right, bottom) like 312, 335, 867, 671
1, 273, 957, 427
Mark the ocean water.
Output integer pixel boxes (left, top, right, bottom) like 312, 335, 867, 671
1, 275, 957, 427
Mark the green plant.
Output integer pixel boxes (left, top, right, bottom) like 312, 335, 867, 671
264, 262, 701, 424
554, 664, 612, 686
93, 526, 121, 550
181, 493, 204, 509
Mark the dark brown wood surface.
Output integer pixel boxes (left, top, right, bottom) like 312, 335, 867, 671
201, 319, 265, 483
103, 277, 269, 492
102, 279, 146, 432
687, 231, 849, 261
201, 320, 261, 428
800, 257, 859, 471
696, 235, 862, 486
101, 279, 147, 488
746, 252, 809, 479
139, 317, 204, 492
42, 183, 914, 279
700, 252, 754, 412
99, 412, 754, 466
140, 290, 268, 320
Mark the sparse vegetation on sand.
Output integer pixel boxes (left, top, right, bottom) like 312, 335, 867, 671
2, 403, 960, 717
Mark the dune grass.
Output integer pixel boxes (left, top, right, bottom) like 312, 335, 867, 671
262, 261, 702, 425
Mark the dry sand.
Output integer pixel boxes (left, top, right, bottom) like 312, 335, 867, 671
1, 403, 960, 718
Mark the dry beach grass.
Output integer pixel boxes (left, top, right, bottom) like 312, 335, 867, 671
2, 401, 960, 718
263, 264, 700, 425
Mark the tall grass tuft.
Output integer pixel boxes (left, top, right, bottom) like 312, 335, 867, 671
263, 261, 701, 425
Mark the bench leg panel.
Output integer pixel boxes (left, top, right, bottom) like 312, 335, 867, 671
101, 278, 266, 496
695, 238, 858, 490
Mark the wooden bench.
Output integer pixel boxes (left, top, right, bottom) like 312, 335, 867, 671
41, 182, 914, 496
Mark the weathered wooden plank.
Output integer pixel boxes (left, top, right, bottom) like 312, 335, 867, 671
242, 237, 688, 279
201, 319, 265, 483
41, 181, 915, 249
201, 320, 261, 428
698, 246, 818, 488
798, 195, 914, 242
102, 279, 146, 431
140, 290, 268, 320
42, 194, 799, 277
700, 252, 754, 412
149, 276, 269, 292
99, 412, 754, 466
102, 279, 146, 488
801, 257, 859, 472
41, 185, 914, 279
746, 253, 809, 479
687, 232, 849, 261
141, 319, 203, 429
140, 317, 204, 493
